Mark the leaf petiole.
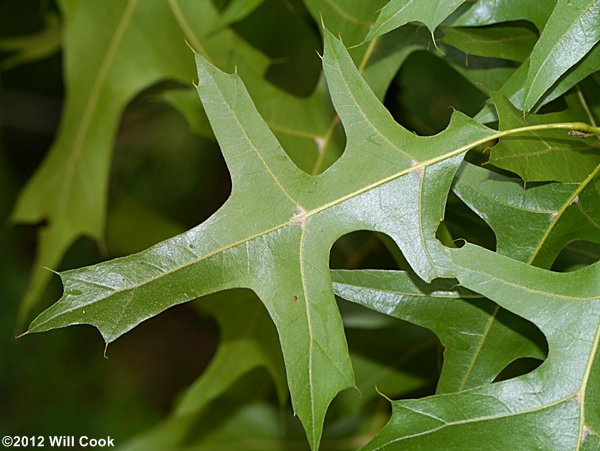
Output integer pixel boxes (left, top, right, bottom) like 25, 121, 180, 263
494, 121, 600, 141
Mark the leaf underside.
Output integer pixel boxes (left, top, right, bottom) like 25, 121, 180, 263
26, 30, 502, 448
17, 1, 600, 449
358, 245, 600, 450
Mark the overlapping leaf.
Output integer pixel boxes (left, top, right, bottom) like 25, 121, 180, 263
25, 31, 504, 448
366, 0, 466, 40
0, 12, 61, 71
523, 0, 600, 113
362, 244, 600, 450
306, 0, 387, 48
105, 198, 290, 448
440, 25, 537, 63
208, 0, 263, 33
13, 0, 344, 326
451, 0, 556, 30
454, 162, 600, 269
488, 94, 600, 183
16, 2, 600, 448
169, 0, 431, 174
10, 0, 263, 325
332, 270, 545, 394
118, 291, 286, 451
177, 291, 286, 416
476, 45, 600, 123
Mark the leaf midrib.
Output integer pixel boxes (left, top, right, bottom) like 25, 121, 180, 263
461, 263, 598, 301
372, 0, 417, 37
56, 0, 138, 224
371, 392, 577, 450
529, 163, 600, 263
204, 67, 300, 206
298, 224, 316, 442
32, 124, 591, 333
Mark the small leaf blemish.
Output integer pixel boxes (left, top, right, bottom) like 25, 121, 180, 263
291, 206, 307, 227
568, 129, 590, 139
583, 426, 591, 439
315, 137, 325, 153
412, 160, 425, 177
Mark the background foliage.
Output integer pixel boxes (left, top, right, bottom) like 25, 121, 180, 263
2, 0, 600, 449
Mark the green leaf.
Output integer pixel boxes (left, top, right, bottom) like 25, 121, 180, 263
168, 22, 432, 172
119, 291, 286, 450
584, 73, 600, 122
106, 193, 288, 439
522, 0, 600, 113
208, 0, 263, 34
359, 25, 432, 101
476, 45, 600, 123
445, 53, 516, 94
346, 325, 438, 402
0, 12, 62, 71
453, 162, 600, 269
161, 89, 214, 140
363, 244, 600, 450
440, 25, 537, 63
385, 50, 490, 135
10, 0, 199, 325
176, 291, 286, 416
25, 31, 500, 448
106, 194, 186, 257
489, 93, 600, 182
11, 0, 293, 327
305, 0, 388, 47
451, 0, 557, 30
184, 403, 284, 450
170, 1, 429, 173
332, 270, 545, 394
366, 0, 466, 41
120, 401, 285, 451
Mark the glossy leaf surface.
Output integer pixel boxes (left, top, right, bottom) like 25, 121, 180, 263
451, 0, 556, 30
523, 0, 600, 112
476, 45, 600, 123
363, 244, 600, 450
489, 93, 600, 183
366, 0, 466, 40
454, 162, 600, 269
25, 31, 500, 448
12, 2, 600, 448
440, 25, 537, 62
332, 270, 545, 394
10, 0, 226, 324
